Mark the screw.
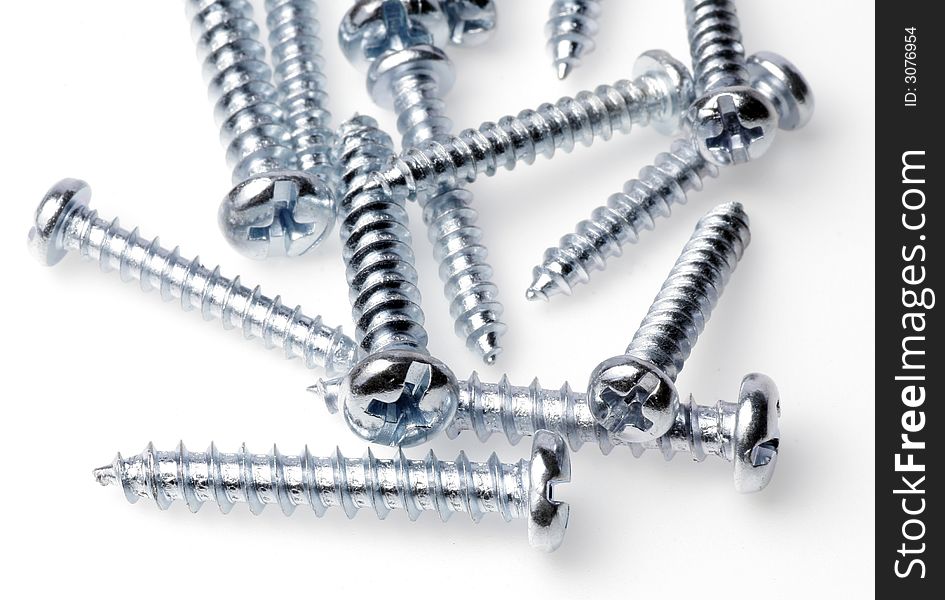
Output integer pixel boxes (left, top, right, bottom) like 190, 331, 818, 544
528, 51, 814, 301
329, 116, 459, 448
340, 0, 506, 365
684, 0, 785, 166
587, 202, 750, 442
28, 179, 358, 376
265, 0, 336, 187
440, 371, 779, 493
546, 0, 602, 80
367, 49, 693, 202
93, 430, 571, 552
187, 0, 334, 259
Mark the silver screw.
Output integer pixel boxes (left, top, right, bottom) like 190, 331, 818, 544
187, 0, 334, 259
684, 0, 784, 166
441, 371, 780, 493
265, 0, 336, 187
93, 430, 571, 552
586, 202, 750, 442
339, 0, 506, 365
528, 52, 814, 301
27, 179, 358, 377
367, 49, 693, 202
546, 0, 602, 80
329, 116, 459, 448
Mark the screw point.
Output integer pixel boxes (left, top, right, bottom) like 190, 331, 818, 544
556, 61, 573, 81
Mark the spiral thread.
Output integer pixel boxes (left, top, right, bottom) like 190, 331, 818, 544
379, 49, 506, 364
389, 62, 454, 150
334, 116, 428, 354
546, 0, 602, 80
187, 0, 297, 183
685, 0, 749, 95
58, 203, 358, 376
379, 72, 684, 201
265, 0, 335, 183
449, 373, 738, 463
95, 442, 529, 523
625, 201, 750, 380
423, 189, 506, 364
527, 139, 719, 301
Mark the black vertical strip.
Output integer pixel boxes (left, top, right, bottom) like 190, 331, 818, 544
876, 1, 939, 596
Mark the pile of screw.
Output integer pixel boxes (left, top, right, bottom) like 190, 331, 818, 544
29, 0, 812, 553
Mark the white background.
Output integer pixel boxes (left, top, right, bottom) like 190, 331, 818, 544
0, 0, 874, 596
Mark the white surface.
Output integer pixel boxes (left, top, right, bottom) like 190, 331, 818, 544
0, 0, 874, 596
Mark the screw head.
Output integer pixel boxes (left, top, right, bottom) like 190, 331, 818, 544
29, 178, 91, 266
746, 51, 815, 131
218, 171, 335, 260
587, 355, 679, 443
366, 44, 455, 110
687, 86, 778, 166
527, 430, 571, 552
732, 373, 781, 493
339, 350, 459, 447
631, 50, 695, 136
441, 0, 497, 47
338, 0, 449, 72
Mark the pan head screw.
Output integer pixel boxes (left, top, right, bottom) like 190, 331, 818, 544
29, 178, 91, 266
219, 171, 336, 260
527, 430, 571, 552
586, 356, 679, 443
338, 0, 449, 71
746, 51, 815, 131
336, 350, 460, 447
732, 373, 781, 493
687, 87, 777, 166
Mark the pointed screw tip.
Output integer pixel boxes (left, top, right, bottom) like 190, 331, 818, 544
556, 62, 573, 80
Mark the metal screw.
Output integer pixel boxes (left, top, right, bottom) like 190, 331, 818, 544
27, 179, 358, 376
685, 0, 781, 166
330, 116, 459, 448
340, 0, 506, 365
93, 430, 571, 552
367, 49, 693, 202
546, 0, 602, 80
528, 51, 814, 301
187, 0, 334, 259
442, 371, 779, 493
265, 0, 336, 188
586, 202, 750, 442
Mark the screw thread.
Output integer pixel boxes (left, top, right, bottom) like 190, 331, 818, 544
625, 201, 750, 380
684, 0, 749, 94
265, 0, 335, 183
382, 50, 506, 364
95, 442, 529, 523
59, 203, 357, 376
546, 0, 602, 80
335, 116, 428, 355
187, 0, 297, 183
448, 373, 736, 462
390, 63, 454, 150
422, 189, 506, 364
527, 139, 719, 301
380, 74, 680, 201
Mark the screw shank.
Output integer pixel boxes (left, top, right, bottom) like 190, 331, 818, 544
625, 202, 750, 379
